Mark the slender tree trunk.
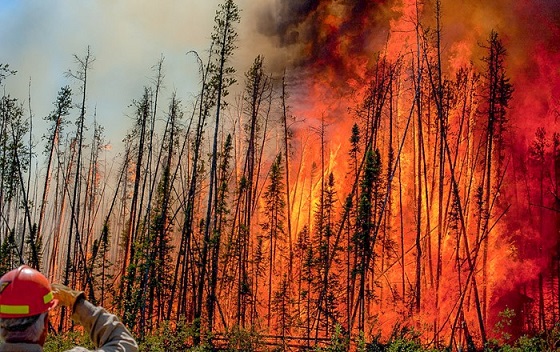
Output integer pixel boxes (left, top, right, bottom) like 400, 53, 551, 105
62, 47, 92, 330
196, 2, 239, 343
281, 74, 293, 284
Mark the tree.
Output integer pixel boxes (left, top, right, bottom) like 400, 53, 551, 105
235, 55, 274, 328
261, 153, 286, 328
528, 127, 550, 330
207, 133, 233, 338
271, 274, 292, 347
478, 30, 513, 334
121, 86, 152, 317
39, 86, 72, 275
353, 148, 382, 332
196, 0, 240, 344
0, 94, 30, 265
62, 47, 95, 307
314, 172, 341, 337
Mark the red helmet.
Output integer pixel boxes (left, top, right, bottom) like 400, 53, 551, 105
0, 265, 57, 318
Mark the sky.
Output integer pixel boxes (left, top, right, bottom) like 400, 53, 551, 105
0, 0, 278, 156
2, 0, 560, 163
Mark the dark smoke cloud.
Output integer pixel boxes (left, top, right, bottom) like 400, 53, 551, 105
258, 0, 393, 74
258, 0, 321, 43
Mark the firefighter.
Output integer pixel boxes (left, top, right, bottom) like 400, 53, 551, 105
0, 265, 137, 351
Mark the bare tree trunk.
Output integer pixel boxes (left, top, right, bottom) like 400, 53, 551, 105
62, 47, 93, 330
413, 7, 424, 312
281, 73, 293, 284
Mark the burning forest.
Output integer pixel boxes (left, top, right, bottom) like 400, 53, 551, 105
1, 0, 560, 350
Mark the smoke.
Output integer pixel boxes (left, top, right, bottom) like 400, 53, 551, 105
0, 0, 271, 148
259, 0, 560, 115
258, 0, 560, 99
258, 0, 393, 74
256, 0, 560, 162
258, 0, 321, 42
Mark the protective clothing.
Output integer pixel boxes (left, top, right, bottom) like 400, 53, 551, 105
51, 283, 85, 312
0, 299, 138, 352
0, 266, 56, 318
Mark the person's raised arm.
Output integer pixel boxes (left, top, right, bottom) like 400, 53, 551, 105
52, 284, 138, 352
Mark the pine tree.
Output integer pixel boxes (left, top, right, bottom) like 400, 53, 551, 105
38, 86, 72, 250
207, 133, 233, 339
271, 274, 292, 347
0, 94, 29, 263
261, 153, 286, 329
63, 47, 94, 310
195, 1, 240, 342
478, 30, 513, 337
353, 148, 382, 332
121, 87, 153, 328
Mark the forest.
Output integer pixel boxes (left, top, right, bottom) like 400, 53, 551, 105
1, 0, 560, 351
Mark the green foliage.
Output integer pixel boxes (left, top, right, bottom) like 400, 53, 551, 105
0, 94, 29, 201
313, 325, 429, 352
490, 307, 516, 345
139, 318, 193, 352
224, 325, 262, 352
0, 231, 19, 273
271, 274, 293, 336
0, 64, 16, 84
380, 325, 431, 352
44, 324, 560, 352
485, 322, 560, 352
385, 338, 424, 352
25, 223, 42, 270
356, 331, 368, 352
44, 330, 93, 351
321, 324, 350, 352
43, 85, 72, 154
205, 0, 240, 110
261, 152, 286, 239
88, 221, 114, 306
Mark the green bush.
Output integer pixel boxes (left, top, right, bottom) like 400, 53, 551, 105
223, 325, 263, 352
139, 318, 195, 352
314, 324, 350, 352
385, 338, 424, 352
44, 330, 93, 351
44, 320, 560, 352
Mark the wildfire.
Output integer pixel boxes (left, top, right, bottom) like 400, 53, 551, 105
261, 0, 560, 347
4, 0, 559, 350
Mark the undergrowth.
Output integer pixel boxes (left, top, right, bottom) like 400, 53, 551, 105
43, 321, 560, 352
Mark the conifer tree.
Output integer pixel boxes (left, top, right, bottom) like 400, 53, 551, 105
262, 153, 286, 328
478, 30, 513, 333
196, 1, 240, 342
207, 133, 233, 338
271, 274, 292, 345
38, 86, 72, 250
0, 94, 30, 264
63, 47, 94, 302
121, 87, 152, 327
353, 148, 382, 332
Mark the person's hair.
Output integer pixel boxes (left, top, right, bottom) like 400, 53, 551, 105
0, 312, 47, 343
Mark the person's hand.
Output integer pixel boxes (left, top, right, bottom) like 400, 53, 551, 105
51, 283, 85, 312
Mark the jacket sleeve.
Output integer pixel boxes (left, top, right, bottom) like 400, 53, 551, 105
70, 299, 138, 352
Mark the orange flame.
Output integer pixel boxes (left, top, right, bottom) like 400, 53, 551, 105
259, 0, 560, 347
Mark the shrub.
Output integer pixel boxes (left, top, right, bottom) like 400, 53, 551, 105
44, 330, 93, 351
139, 318, 194, 352
224, 325, 263, 352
